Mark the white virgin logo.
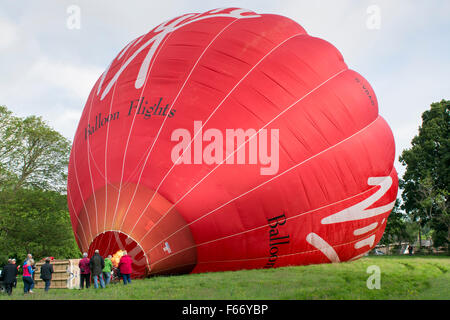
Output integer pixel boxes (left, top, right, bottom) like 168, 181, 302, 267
306, 175, 395, 262
321, 176, 395, 225
96, 8, 261, 100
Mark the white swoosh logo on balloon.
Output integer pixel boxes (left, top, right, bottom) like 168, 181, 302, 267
321, 176, 395, 225
97, 8, 261, 100
306, 233, 340, 263
307, 175, 395, 262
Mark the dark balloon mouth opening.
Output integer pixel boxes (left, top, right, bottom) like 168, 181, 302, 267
89, 230, 149, 278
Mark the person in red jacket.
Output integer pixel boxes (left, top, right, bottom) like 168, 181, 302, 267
118, 251, 133, 285
78, 252, 91, 289
22, 260, 34, 294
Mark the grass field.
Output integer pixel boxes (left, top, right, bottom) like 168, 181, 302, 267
1, 256, 449, 300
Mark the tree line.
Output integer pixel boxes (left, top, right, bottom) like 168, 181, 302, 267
0, 105, 79, 265
381, 99, 449, 253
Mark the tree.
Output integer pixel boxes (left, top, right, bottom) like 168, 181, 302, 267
0, 106, 22, 188
0, 188, 80, 263
380, 200, 407, 242
0, 105, 71, 192
399, 99, 449, 250
0, 105, 78, 264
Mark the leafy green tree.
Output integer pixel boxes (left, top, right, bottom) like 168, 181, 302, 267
0, 188, 80, 262
399, 99, 449, 250
380, 199, 409, 245
0, 105, 70, 192
0, 105, 22, 188
0, 105, 78, 263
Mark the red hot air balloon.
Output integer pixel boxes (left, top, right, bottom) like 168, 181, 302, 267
67, 8, 398, 277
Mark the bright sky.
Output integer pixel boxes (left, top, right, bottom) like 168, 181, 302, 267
0, 0, 449, 178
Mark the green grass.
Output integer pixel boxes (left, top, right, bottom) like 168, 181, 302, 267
1, 256, 449, 300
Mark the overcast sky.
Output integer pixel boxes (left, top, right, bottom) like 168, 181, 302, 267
0, 0, 449, 178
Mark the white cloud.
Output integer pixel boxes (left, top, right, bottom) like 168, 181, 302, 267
47, 107, 83, 139
1, 1, 448, 152
0, 17, 18, 50
0, 56, 101, 140
27, 57, 102, 100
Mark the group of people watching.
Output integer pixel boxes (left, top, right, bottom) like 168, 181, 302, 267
2, 253, 52, 295
78, 249, 133, 289
2, 250, 133, 295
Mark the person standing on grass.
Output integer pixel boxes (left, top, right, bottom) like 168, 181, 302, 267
22, 260, 34, 294
118, 251, 133, 285
23, 253, 36, 293
12, 259, 18, 288
29, 257, 36, 292
90, 249, 105, 289
102, 255, 113, 286
40, 257, 54, 292
2, 259, 18, 296
79, 252, 91, 289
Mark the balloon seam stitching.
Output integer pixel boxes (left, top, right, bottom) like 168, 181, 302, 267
134, 31, 309, 243
144, 113, 381, 257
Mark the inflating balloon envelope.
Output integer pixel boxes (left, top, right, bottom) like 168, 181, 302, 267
67, 8, 398, 278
